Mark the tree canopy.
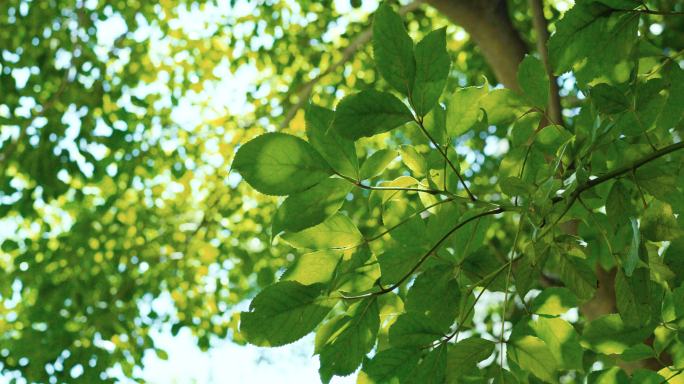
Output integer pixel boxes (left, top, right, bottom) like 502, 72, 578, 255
2, 0, 684, 383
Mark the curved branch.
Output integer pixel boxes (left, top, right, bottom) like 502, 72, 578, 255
341, 207, 506, 300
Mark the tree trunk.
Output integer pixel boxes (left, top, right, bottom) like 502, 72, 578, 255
427, 0, 528, 91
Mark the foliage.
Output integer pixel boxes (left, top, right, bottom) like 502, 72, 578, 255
231, 2, 684, 384
1, 0, 684, 383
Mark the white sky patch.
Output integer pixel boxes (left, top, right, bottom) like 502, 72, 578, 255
95, 13, 128, 47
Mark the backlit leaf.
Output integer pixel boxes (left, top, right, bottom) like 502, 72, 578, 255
446, 78, 489, 138
372, 3, 415, 97
319, 297, 380, 383
517, 56, 549, 110
507, 336, 559, 384
240, 281, 338, 347
232, 132, 334, 196
272, 177, 353, 235
280, 212, 365, 249
333, 90, 414, 141
361, 149, 399, 181
580, 314, 656, 355
412, 27, 451, 117
306, 104, 359, 180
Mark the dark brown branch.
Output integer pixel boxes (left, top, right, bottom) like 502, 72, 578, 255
528, 0, 563, 125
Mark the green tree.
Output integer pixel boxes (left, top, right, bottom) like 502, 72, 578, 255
1, 0, 684, 383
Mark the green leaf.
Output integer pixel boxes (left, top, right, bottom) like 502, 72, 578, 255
500, 176, 534, 198
361, 149, 399, 180
399, 145, 428, 176
558, 253, 597, 300
587, 367, 629, 384
657, 61, 684, 130
333, 90, 414, 141
155, 349, 169, 361
445, 78, 489, 138
663, 238, 684, 290
382, 176, 422, 204
240, 281, 338, 347
272, 177, 353, 235
405, 264, 461, 331
605, 180, 633, 234
453, 210, 492, 263
427, 201, 460, 251
623, 218, 641, 276
511, 112, 543, 148
590, 83, 630, 114
507, 336, 559, 384
412, 27, 451, 117
535, 317, 584, 372
378, 246, 426, 286
478, 89, 532, 126
547, 2, 639, 85
281, 250, 343, 285
517, 55, 550, 110
647, 246, 675, 283
493, 369, 520, 384
232, 132, 334, 196
635, 161, 678, 200
333, 244, 381, 293
280, 212, 364, 249
514, 242, 551, 300
357, 348, 421, 384
383, 199, 429, 246
619, 344, 656, 363
315, 315, 344, 356
319, 297, 380, 383
306, 104, 359, 180
555, 235, 588, 259
657, 368, 684, 384
372, 3, 415, 97
426, 147, 462, 193
616, 78, 668, 137
630, 370, 667, 384
640, 200, 684, 242
615, 267, 652, 328
445, 337, 495, 380
580, 314, 656, 355
389, 312, 444, 350
404, 343, 447, 384
423, 103, 447, 144
460, 247, 508, 292
530, 287, 583, 316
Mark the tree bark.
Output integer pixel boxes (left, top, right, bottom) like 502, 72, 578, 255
427, 0, 528, 91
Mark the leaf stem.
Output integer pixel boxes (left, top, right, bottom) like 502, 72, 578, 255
335, 172, 504, 210
500, 215, 525, 365
364, 198, 454, 243
551, 141, 684, 205
631, 108, 657, 151
632, 167, 649, 209
618, 8, 684, 16
340, 207, 506, 300
535, 107, 569, 141
578, 197, 617, 264
416, 118, 475, 201
444, 252, 526, 343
